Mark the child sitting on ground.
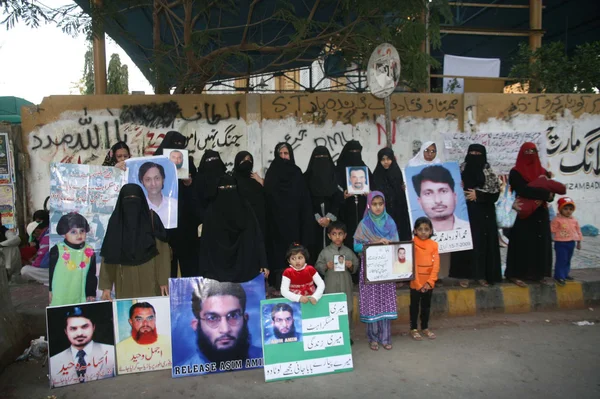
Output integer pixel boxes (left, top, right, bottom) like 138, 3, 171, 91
281, 243, 325, 304
49, 212, 97, 306
551, 197, 582, 286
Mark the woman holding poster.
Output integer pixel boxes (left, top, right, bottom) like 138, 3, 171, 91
505, 143, 554, 287
450, 144, 502, 287
354, 191, 398, 351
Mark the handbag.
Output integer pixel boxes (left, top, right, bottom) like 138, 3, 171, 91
495, 184, 517, 228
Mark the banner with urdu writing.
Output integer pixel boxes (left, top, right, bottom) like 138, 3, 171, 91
261, 293, 353, 382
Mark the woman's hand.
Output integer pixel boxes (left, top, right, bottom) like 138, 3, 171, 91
260, 268, 270, 279
182, 176, 193, 187
251, 172, 264, 186
512, 199, 522, 211
464, 189, 477, 202
101, 289, 112, 301
343, 190, 352, 199
115, 161, 127, 171
317, 217, 331, 228
160, 285, 169, 296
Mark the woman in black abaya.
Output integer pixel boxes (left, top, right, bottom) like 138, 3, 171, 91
264, 142, 313, 290
449, 144, 502, 287
198, 175, 269, 283
232, 151, 267, 238
154, 130, 199, 277
371, 147, 412, 241
304, 146, 343, 260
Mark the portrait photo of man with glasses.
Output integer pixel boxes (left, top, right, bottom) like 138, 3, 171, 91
170, 275, 265, 377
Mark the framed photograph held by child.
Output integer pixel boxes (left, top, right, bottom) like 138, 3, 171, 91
363, 241, 415, 284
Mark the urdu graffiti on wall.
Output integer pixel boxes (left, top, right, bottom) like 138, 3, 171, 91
546, 126, 600, 176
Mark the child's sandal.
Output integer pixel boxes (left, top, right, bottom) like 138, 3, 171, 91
382, 344, 393, 350
410, 329, 423, 341
369, 341, 379, 351
421, 329, 436, 339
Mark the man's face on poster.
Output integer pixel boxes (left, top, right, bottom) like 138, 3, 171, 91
272, 310, 295, 339
417, 180, 456, 221
397, 248, 406, 263
350, 169, 366, 190
169, 151, 184, 169
141, 166, 164, 196
129, 307, 157, 344
65, 316, 95, 350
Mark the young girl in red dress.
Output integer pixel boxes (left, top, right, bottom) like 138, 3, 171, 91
280, 243, 325, 304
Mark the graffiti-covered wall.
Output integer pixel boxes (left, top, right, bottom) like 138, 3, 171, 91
21, 93, 600, 225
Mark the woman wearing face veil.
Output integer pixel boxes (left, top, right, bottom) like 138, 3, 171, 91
372, 147, 412, 241
232, 151, 266, 237
198, 175, 269, 283
264, 143, 314, 291
304, 146, 343, 260
154, 130, 199, 278
335, 140, 373, 250
195, 150, 227, 213
99, 184, 170, 299
450, 144, 502, 287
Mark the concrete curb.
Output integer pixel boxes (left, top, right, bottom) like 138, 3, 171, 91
351, 280, 599, 326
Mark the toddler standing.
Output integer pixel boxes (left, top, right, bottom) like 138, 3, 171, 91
551, 197, 582, 286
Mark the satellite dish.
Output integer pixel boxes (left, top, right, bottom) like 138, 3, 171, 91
367, 43, 401, 98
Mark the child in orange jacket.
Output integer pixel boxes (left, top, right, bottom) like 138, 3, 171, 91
410, 217, 440, 341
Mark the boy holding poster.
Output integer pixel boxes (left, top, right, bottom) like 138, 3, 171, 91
315, 222, 359, 339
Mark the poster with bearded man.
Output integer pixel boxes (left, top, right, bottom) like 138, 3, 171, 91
113, 297, 172, 375
169, 274, 266, 378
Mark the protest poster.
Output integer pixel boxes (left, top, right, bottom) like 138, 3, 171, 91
49, 163, 125, 254
47, 301, 116, 388
0, 133, 12, 184
169, 274, 265, 378
346, 166, 370, 195
440, 132, 548, 175
363, 242, 415, 283
261, 293, 353, 382
404, 162, 473, 253
126, 156, 178, 229
164, 148, 190, 179
113, 297, 172, 375
0, 185, 16, 229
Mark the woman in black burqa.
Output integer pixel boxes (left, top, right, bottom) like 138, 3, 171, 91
99, 184, 170, 299
449, 144, 502, 287
264, 142, 313, 291
304, 146, 343, 260
195, 149, 227, 214
232, 151, 267, 238
154, 130, 199, 277
335, 140, 373, 249
371, 147, 412, 241
198, 174, 269, 283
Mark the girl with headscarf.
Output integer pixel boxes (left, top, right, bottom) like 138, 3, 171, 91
99, 184, 170, 299
354, 191, 399, 351
264, 142, 313, 291
154, 131, 199, 278
198, 175, 269, 283
102, 142, 131, 170
407, 141, 442, 167
233, 151, 266, 237
505, 142, 554, 287
304, 146, 343, 259
336, 140, 373, 251
449, 144, 502, 287
372, 147, 412, 241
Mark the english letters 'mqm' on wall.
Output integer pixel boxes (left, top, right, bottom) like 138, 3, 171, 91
21, 95, 248, 210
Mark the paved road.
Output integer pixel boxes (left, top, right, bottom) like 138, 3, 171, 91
1, 309, 598, 399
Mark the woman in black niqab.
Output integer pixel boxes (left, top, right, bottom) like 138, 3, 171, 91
195, 150, 227, 210
198, 175, 268, 283
264, 142, 313, 290
304, 146, 343, 258
372, 147, 412, 240
233, 151, 267, 237
335, 140, 372, 250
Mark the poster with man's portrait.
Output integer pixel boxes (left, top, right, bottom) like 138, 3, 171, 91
262, 302, 303, 345
47, 301, 115, 388
113, 297, 172, 375
164, 149, 190, 180
363, 242, 414, 284
404, 162, 473, 253
126, 156, 178, 229
169, 274, 266, 378
346, 166, 370, 195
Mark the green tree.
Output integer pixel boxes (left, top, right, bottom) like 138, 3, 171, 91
81, 45, 95, 95
107, 53, 129, 94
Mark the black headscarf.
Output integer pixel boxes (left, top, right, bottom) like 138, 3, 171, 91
304, 146, 338, 197
199, 175, 267, 283
335, 140, 368, 189
265, 143, 303, 204
102, 142, 130, 166
373, 147, 404, 189
100, 184, 167, 266
274, 142, 296, 164
154, 131, 187, 155
462, 144, 487, 190
196, 150, 227, 202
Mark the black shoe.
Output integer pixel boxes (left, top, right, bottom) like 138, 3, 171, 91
565, 276, 574, 281
556, 279, 566, 286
